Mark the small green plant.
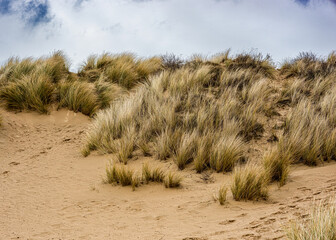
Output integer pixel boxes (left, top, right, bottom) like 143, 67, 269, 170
231, 164, 269, 201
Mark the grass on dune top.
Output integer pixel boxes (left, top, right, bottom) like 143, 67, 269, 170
83, 51, 336, 191
1, 50, 336, 197
0, 51, 162, 116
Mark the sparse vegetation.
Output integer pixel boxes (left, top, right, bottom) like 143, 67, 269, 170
217, 185, 228, 205
286, 198, 336, 240
106, 161, 182, 190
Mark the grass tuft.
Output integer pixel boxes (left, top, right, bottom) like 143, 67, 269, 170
231, 163, 269, 201
217, 185, 228, 205
142, 162, 165, 183
164, 172, 182, 188
105, 163, 139, 189
58, 81, 98, 116
209, 136, 243, 173
0, 73, 54, 113
263, 148, 291, 186
286, 198, 336, 240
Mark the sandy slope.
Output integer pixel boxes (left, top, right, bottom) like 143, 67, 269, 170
0, 109, 335, 240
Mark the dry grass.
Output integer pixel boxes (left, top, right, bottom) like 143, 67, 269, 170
286, 198, 336, 240
281, 52, 336, 80
280, 100, 329, 166
0, 52, 155, 116
217, 185, 228, 205
164, 172, 182, 188
142, 163, 165, 183
106, 161, 181, 190
58, 81, 98, 116
209, 135, 243, 173
231, 163, 269, 201
83, 57, 270, 174
106, 163, 136, 186
0, 73, 55, 113
79, 53, 162, 89
3, 51, 336, 194
263, 147, 291, 186
173, 131, 197, 170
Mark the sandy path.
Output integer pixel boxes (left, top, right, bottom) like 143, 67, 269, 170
0, 109, 335, 240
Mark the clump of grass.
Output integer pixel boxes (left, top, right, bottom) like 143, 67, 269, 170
286, 198, 336, 240
164, 172, 182, 188
194, 134, 213, 173
281, 52, 336, 80
106, 162, 182, 190
105, 163, 139, 189
81, 145, 91, 157
231, 163, 269, 201
209, 136, 243, 173
161, 53, 184, 70
137, 138, 152, 156
142, 162, 165, 183
263, 147, 291, 186
0, 73, 54, 113
173, 131, 197, 170
94, 77, 124, 109
217, 185, 228, 205
83, 61, 270, 171
154, 128, 172, 160
280, 100, 329, 166
224, 52, 276, 79
58, 81, 98, 116
41, 51, 70, 83
79, 53, 162, 89
115, 127, 136, 164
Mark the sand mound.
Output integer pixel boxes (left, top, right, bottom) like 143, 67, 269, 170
0, 109, 335, 240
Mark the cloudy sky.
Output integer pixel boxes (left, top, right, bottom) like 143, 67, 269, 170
0, 0, 335, 70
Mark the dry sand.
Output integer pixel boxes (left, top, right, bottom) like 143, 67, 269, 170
0, 109, 335, 240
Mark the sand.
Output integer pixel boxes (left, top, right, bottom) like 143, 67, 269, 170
0, 108, 335, 240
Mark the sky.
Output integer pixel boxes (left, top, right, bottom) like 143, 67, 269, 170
0, 0, 335, 70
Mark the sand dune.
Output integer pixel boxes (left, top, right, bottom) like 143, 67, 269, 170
0, 108, 335, 240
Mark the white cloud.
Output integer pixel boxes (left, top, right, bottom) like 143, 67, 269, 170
0, 0, 335, 71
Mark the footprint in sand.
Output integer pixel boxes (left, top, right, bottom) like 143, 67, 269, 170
9, 162, 20, 166
219, 219, 235, 225
241, 233, 261, 239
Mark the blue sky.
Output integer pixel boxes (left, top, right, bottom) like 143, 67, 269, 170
0, 0, 335, 70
